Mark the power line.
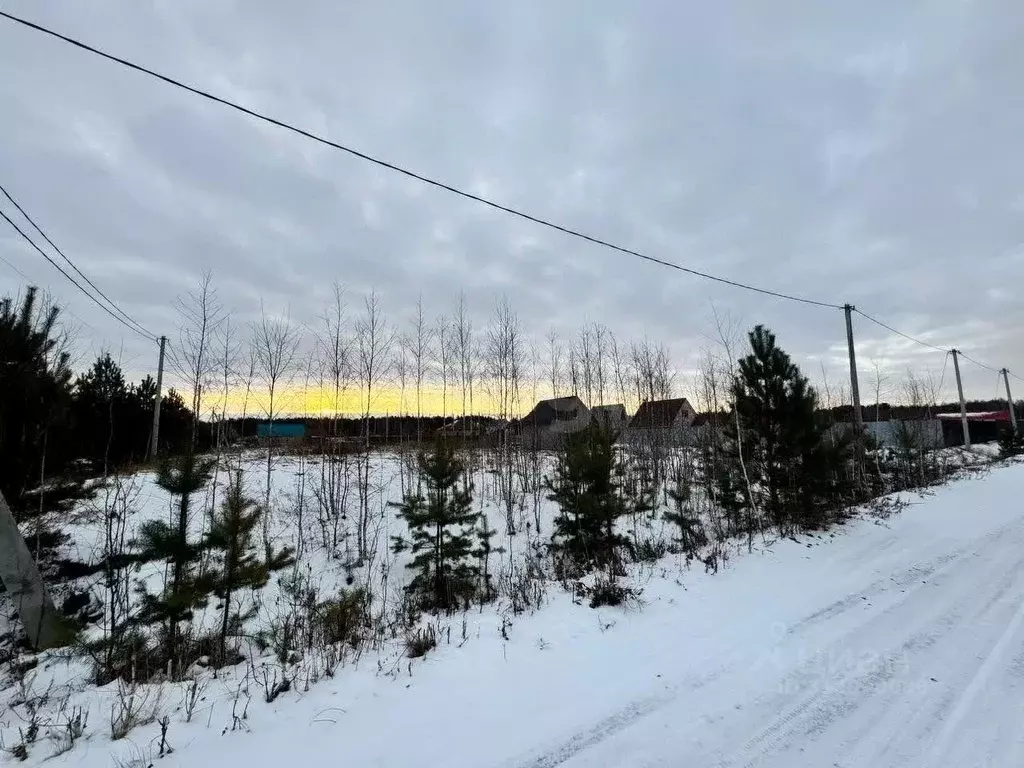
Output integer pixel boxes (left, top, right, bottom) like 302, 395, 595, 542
0, 10, 842, 310
957, 350, 999, 374
852, 309, 948, 353
0, 251, 30, 282
0, 208, 158, 341
936, 350, 950, 397
855, 309, 1006, 375
0, 182, 157, 340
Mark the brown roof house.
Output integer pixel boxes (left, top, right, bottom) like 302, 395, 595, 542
590, 403, 630, 434
514, 395, 591, 449
625, 397, 697, 447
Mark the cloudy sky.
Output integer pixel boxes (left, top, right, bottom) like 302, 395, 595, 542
1, 0, 1022, 412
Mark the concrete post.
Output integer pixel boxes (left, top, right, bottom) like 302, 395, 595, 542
844, 305, 864, 435
952, 349, 971, 448
1002, 368, 1018, 433
150, 335, 167, 460
0, 490, 62, 649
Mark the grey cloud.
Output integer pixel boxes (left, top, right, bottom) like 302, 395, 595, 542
1, 0, 1022, 404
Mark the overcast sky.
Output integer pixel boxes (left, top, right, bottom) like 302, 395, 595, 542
1, 0, 1022, 409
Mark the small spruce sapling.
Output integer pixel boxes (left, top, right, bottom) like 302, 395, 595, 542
392, 440, 482, 612
205, 470, 294, 661
135, 451, 215, 677
664, 472, 707, 562
546, 426, 631, 579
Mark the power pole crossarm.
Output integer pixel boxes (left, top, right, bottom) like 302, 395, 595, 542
951, 349, 971, 448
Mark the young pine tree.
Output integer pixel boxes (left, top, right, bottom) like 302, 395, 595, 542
0, 287, 91, 562
545, 426, 631, 579
205, 471, 293, 661
726, 325, 852, 536
664, 473, 708, 562
136, 451, 215, 677
999, 426, 1024, 459
392, 440, 482, 612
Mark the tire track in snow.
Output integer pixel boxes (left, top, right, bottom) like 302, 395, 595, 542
924, 565, 1024, 762
718, 526, 1024, 768
504, 517, 1023, 768
500, 666, 729, 768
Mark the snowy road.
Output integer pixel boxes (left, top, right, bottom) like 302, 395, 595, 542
157, 462, 1024, 768
496, 465, 1024, 768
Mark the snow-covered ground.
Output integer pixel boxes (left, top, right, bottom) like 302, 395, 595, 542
5, 450, 1022, 766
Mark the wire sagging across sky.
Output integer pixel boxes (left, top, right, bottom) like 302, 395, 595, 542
0, 10, 843, 310
0, 207, 157, 342
0, 9, 1017, 382
0, 183, 157, 341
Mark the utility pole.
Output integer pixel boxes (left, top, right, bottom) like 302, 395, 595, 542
150, 335, 167, 460
1002, 368, 1018, 433
951, 349, 970, 448
844, 304, 864, 434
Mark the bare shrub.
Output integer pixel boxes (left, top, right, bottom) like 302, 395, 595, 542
505, 552, 548, 615
182, 677, 208, 724
405, 624, 437, 658
251, 660, 292, 703
47, 699, 88, 758
588, 576, 639, 609
312, 587, 369, 649
110, 680, 162, 741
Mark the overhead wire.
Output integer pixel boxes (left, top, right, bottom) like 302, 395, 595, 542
3, 9, 1019, 383
956, 350, 999, 374
852, 309, 948, 354
0, 207, 157, 341
0, 182, 156, 340
0, 10, 842, 310
0, 251, 31, 282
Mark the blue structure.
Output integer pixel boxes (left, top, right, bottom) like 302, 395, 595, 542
256, 422, 306, 439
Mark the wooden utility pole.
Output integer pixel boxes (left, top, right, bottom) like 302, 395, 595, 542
1002, 368, 1018, 433
150, 335, 167, 460
0, 490, 62, 649
843, 305, 864, 435
951, 349, 971, 448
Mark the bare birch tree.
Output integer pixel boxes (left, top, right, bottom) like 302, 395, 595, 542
250, 304, 302, 556
402, 295, 433, 443
171, 271, 224, 444
485, 297, 524, 535
545, 328, 563, 400
608, 331, 631, 409
355, 290, 396, 435
353, 290, 395, 561
454, 292, 475, 421
313, 283, 353, 558
434, 313, 454, 421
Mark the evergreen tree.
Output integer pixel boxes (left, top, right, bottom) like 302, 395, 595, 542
664, 472, 708, 561
473, 513, 498, 603
135, 451, 215, 676
545, 426, 631, 578
73, 353, 129, 471
999, 427, 1024, 459
392, 441, 482, 612
205, 471, 293, 660
726, 325, 853, 536
0, 287, 90, 562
